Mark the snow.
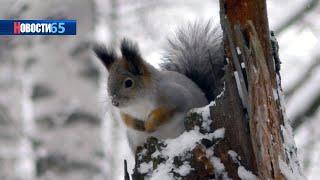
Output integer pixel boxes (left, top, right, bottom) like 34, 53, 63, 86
210, 156, 231, 179
281, 124, 296, 154
273, 88, 279, 100
279, 159, 305, 180
0, 0, 318, 179
209, 149, 258, 180
190, 101, 216, 120
226, 57, 230, 64
238, 166, 258, 180
241, 62, 245, 68
151, 150, 161, 158
278, 77, 305, 179
295, 109, 320, 179
189, 101, 216, 131
212, 128, 225, 139
162, 127, 225, 159
147, 127, 225, 179
149, 164, 174, 180
216, 82, 226, 99
174, 162, 193, 176
228, 150, 240, 164
211, 156, 225, 173
236, 47, 242, 55
228, 150, 237, 160
234, 71, 245, 107
138, 162, 153, 174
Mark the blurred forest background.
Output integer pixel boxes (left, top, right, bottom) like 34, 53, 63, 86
0, 0, 319, 179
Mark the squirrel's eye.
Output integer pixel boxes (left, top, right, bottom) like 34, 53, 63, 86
124, 78, 134, 88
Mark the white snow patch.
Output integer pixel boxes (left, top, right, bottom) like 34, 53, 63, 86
236, 47, 242, 55
272, 88, 279, 100
190, 101, 216, 120
276, 74, 305, 179
241, 62, 246, 68
174, 162, 193, 176
210, 156, 230, 179
206, 148, 214, 157
151, 163, 174, 180
216, 82, 226, 99
151, 150, 161, 158
188, 81, 225, 133
238, 166, 258, 180
212, 128, 225, 139
226, 57, 230, 64
234, 71, 245, 106
189, 101, 216, 131
163, 127, 224, 157
211, 156, 225, 173
278, 154, 306, 180
279, 159, 305, 180
228, 150, 240, 164
139, 161, 153, 174
149, 127, 225, 179
228, 150, 238, 160
281, 125, 295, 151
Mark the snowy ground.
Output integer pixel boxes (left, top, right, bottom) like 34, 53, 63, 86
0, 0, 319, 179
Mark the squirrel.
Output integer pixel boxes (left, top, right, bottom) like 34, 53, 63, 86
93, 22, 225, 151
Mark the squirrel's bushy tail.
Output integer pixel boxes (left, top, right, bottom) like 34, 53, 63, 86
161, 21, 225, 101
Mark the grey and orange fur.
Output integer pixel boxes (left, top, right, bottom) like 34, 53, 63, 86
93, 22, 225, 151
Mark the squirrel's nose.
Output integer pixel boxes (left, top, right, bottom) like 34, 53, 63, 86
111, 98, 119, 107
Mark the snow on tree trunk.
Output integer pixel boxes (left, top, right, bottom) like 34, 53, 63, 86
220, 0, 304, 179
131, 0, 304, 179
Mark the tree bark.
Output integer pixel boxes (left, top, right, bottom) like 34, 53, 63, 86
220, 0, 303, 179
131, 0, 303, 179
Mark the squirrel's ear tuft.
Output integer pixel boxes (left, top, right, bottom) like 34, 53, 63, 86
92, 43, 116, 70
120, 38, 144, 75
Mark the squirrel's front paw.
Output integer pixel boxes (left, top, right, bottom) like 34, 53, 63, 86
144, 120, 157, 133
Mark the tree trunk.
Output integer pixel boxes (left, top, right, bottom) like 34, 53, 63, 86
131, 0, 304, 179
220, 0, 303, 179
